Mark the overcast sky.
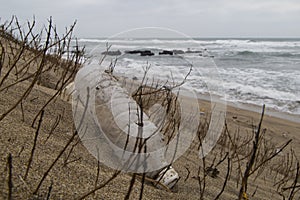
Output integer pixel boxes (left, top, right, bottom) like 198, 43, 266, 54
1, 0, 300, 38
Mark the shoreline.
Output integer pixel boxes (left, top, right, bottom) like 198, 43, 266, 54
227, 100, 300, 124
117, 74, 300, 124
195, 92, 300, 124
194, 91, 300, 156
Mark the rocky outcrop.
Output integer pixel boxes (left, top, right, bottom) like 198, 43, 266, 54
159, 50, 173, 55
125, 50, 155, 56
140, 50, 155, 56
125, 50, 143, 54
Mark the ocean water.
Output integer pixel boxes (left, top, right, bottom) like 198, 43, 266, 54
77, 38, 300, 118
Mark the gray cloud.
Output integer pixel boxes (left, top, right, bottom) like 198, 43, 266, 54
1, 0, 299, 37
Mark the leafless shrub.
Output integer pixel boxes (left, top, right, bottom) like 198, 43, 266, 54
24, 110, 45, 180
0, 16, 85, 198
7, 153, 13, 200
0, 16, 84, 125
1, 16, 298, 200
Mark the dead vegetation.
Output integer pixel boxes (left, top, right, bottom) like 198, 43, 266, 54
0, 16, 299, 199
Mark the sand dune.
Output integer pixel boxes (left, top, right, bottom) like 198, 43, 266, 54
1, 29, 299, 199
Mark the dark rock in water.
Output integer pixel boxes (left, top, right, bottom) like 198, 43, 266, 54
140, 50, 154, 56
173, 50, 184, 54
159, 50, 173, 55
125, 50, 154, 56
101, 50, 121, 56
125, 50, 143, 54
